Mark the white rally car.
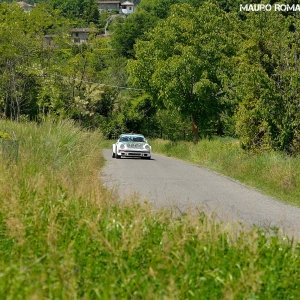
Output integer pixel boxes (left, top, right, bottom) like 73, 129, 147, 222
112, 134, 151, 159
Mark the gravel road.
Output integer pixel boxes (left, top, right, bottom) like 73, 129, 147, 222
102, 149, 300, 237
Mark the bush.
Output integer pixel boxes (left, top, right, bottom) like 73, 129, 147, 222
235, 99, 272, 151
0, 131, 11, 140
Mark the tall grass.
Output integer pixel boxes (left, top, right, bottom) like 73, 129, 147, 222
0, 121, 300, 299
151, 138, 300, 207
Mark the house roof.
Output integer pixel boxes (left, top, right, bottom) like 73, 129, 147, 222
70, 28, 97, 33
121, 1, 134, 5
17, 1, 33, 9
98, 1, 121, 4
44, 34, 56, 38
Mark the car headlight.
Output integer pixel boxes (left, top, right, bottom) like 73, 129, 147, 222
119, 143, 125, 150
144, 144, 150, 151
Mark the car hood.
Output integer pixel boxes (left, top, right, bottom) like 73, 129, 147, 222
123, 142, 148, 149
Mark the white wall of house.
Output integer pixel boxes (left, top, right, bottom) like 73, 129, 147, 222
97, 0, 135, 14
121, 6, 134, 14
120, 2, 134, 14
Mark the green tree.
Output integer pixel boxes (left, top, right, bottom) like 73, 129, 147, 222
111, 10, 158, 58
112, 0, 209, 59
0, 3, 75, 120
128, 2, 238, 141
232, 11, 300, 153
50, 0, 99, 26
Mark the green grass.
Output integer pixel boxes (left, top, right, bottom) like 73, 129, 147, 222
1, 122, 300, 299
150, 138, 300, 207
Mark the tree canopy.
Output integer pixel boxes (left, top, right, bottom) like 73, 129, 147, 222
128, 2, 239, 140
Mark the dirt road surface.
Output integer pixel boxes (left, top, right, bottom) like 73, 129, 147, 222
102, 149, 300, 237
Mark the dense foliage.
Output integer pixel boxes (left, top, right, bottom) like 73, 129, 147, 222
233, 11, 300, 153
0, 3, 122, 130
1, 0, 300, 151
128, 3, 238, 141
50, 0, 100, 25
126, 0, 300, 150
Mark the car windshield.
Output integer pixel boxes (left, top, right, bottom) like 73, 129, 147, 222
119, 136, 145, 142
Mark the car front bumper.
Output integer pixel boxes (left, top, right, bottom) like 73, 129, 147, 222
118, 150, 151, 158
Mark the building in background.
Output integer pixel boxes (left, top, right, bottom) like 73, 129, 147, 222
43, 34, 56, 48
120, 1, 134, 14
70, 28, 97, 44
97, 0, 135, 14
97, 0, 121, 12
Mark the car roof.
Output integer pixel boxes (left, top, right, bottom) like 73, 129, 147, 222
120, 133, 144, 137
